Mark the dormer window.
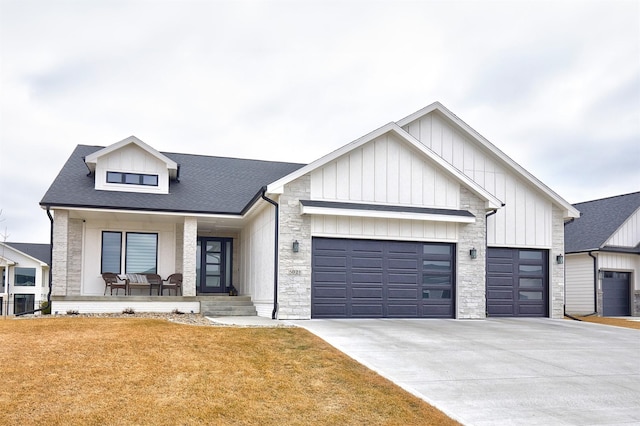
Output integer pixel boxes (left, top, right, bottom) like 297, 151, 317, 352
107, 171, 159, 187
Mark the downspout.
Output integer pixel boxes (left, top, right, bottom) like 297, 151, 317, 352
484, 207, 500, 317
260, 187, 279, 320
16, 207, 53, 316
588, 251, 598, 315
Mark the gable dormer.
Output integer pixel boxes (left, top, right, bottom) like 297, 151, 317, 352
84, 136, 178, 194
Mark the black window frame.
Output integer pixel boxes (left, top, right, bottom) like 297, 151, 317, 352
101, 231, 158, 275
14, 294, 35, 315
101, 231, 123, 274
14, 267, 37, 286
106, 171, 159, 187
125, 232, 158, 274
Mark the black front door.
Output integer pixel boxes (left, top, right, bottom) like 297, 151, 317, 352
196, 237, 232, 294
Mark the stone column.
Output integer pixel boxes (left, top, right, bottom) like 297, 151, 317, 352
277, 175, 312, 319
52, 209, 69, 296
550, 206, 565, 319
457, 187, 487, 319
182, 217, 197, 296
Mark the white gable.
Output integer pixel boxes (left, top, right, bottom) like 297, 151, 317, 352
310, 131, 461, 210
605, 206, 640, 248
84, 136, 177, 195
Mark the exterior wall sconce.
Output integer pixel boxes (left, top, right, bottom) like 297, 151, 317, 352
292, 240, 299, 253
556, 254, 564, 264
469, 247, 477, 260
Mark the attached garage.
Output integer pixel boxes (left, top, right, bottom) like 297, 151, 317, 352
602, 271, 631, 316
311, 238, 455, 318
487, 248, 549, 317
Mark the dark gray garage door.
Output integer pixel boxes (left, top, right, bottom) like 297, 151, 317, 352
602, 271, 631, 316
487, 248, 548, 317
311, 238, 455, 318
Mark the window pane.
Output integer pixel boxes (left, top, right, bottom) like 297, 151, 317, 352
422, 289, 451, 299
126, 233, 157, 274
15, 268, 36, 286
423, 244, 450, 255
520, 278, 542, 288
142, 175, 158, 186
519, 291, 543, 300
519, 250, 543, 260
101, 232, 122, 273
519, 265, 542, 273
124, 174, 140, 184
423, 275, 451, 285
106, 172, 123, 183
14, 294, 34, 315
423, 260, 450, 270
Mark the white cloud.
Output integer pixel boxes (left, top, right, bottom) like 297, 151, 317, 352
1, 0, 638, 241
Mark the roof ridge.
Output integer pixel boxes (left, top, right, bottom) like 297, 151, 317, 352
573, 191, 640, 206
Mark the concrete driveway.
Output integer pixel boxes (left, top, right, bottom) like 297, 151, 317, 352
289, 318, 640, 426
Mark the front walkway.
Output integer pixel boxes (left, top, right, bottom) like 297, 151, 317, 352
289, 318, 640, 426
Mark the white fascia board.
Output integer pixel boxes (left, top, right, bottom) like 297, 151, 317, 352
84, 136, 178, 172
300, 204, 476, 223
397, 102, 579, 218
0, 243, 45, 266
56, 206, 245, 221
266, 122, 398, 194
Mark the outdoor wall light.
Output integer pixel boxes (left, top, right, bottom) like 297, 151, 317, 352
292, 240, 300, 253
556, 254, 564, 264
469, 247, 477, 260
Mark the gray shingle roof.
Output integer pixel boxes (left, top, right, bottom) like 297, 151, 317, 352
5, 243, 51, 265
40, 145, 306, 215
565, 191, 640, 253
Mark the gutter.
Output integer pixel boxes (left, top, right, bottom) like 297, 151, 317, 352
260, 187, 279, 320
588, 251, 598, 314
484, 207, 500, 317
16, 207, 53, 317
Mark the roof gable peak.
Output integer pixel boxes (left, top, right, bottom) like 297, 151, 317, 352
84, 136, 178, 175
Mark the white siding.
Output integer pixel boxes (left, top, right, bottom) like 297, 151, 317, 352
82, 220, 176, 295
310, 132, 460, 209
240, 203, 275, 317
311, 215, 458, 242
405, 111, 554, 248
94, 144, 170, 194
605, 208, 640, 248
565, 253, 596, 314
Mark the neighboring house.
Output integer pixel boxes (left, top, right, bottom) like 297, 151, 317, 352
40, 102, 579, 319
0, 242, 51, 315
565, 192, 640, 317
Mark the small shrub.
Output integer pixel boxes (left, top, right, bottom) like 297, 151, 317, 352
122, 307, 135, 315
66, 309, 79, 316
171, 308, 185, 315
39, 301, 51, 315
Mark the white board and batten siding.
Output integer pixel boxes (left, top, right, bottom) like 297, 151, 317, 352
404, 111, 554, 248
310, 131, 460, 241
565, 253, 596, 314
605, 207, 640, 248
94, 144, 171, 194
240, 203, 276, 317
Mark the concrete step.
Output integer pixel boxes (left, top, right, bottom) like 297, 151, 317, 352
200, 297, 257, 317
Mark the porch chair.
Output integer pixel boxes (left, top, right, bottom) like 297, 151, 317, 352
102, 273, 127, 295
161, 273, 183, 296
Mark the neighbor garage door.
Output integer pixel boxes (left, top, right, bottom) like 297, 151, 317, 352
311, 238, 455, 318
602, 271, 631, 316
487, 248, 548, 317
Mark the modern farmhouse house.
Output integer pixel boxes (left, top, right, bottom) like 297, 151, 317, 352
41, 102, 579, 319
565, 192, 640, 317
0, 242, 50, 315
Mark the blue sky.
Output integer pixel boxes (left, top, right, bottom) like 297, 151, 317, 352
1, 0, 639, 243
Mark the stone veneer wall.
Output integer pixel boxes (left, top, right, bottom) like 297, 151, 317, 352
51, 210, 69, 296
277, 174, 312, 319
550, 205, 565, 319
457, 187, 488, 319
66, 218, 83, 295
182, 217, 197, 296
175, 223, 184, 275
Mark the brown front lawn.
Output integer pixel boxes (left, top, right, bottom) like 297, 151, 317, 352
570, 315, 640, 330
0, 317, 459, 425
